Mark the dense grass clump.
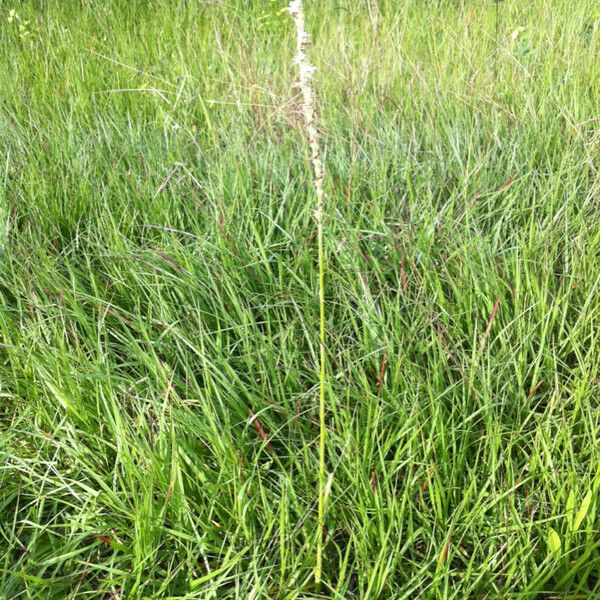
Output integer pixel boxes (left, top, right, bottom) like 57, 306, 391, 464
0, 1, 598, 597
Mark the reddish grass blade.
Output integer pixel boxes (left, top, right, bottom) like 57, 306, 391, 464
496, 174, 516, 192
526, 380, 544, 402
439, 535, 452, 566
164, 482, 174, 502
248, 409, 274, 454
96, 535, 112, 545
376, 351, 387, 396
479, 296, 500, 352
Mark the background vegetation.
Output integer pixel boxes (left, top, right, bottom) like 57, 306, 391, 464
0, 0, 598, 597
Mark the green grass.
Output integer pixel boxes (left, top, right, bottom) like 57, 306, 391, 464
1, 0, 599, 597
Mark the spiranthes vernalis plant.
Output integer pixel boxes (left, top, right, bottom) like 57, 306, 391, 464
287, 0, 329, 586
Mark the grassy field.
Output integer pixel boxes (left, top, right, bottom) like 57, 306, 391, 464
1, 0, 599, 597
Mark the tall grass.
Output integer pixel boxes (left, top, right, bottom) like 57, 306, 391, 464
0, 0, 599, 598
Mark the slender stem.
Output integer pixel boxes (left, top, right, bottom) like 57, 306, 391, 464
316, 189, 326, 586
287, 0, 327, 585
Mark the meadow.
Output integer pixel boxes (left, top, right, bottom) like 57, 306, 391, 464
0, 0, 599, 597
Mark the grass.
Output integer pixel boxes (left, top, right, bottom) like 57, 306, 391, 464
0, 0, 599, 597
